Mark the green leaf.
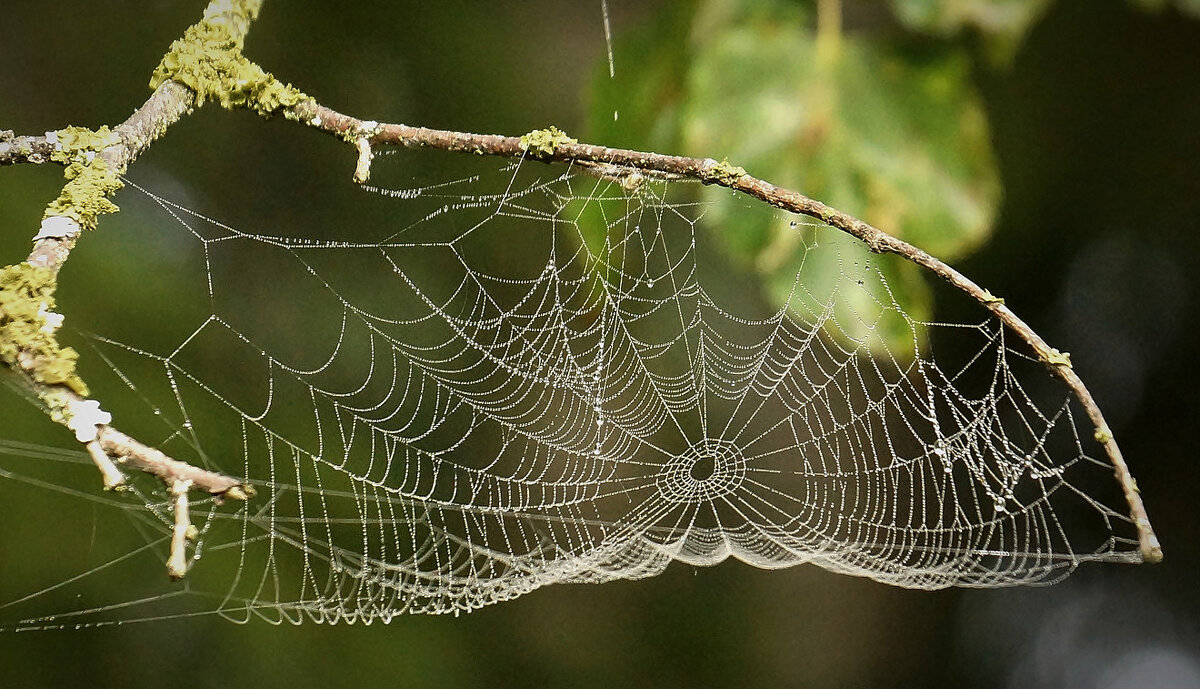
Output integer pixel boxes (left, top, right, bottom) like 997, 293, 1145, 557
888, 0, 1053, 64
587, 0, 1001, 358
1128, 0, 1200, 19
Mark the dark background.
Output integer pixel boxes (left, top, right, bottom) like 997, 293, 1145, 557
1, 1, 1197, 687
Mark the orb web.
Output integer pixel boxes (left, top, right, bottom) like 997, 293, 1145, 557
0, 155, 1144, 628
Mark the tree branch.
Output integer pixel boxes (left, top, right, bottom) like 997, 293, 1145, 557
0, 0, 1161, 588
0, 0, 263, 580
280, 100, 1162, 563
0, 131, 55, 167
167, 479, 195, 580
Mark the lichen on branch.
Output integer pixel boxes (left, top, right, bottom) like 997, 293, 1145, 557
150, 2, 308, 117
42, 126, 125, 231
704, 158, 747, 186
0, 262, 87, 395
519, 127, 577, 157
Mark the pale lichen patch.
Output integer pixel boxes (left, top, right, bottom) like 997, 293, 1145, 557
34, 215, 82, 242
64, 398, 112, 443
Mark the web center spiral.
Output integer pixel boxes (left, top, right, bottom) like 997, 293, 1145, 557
656, 439, 748, 504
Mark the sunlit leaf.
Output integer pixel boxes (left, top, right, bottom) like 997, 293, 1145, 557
588, 0, 1001, 356
888, 0, 1053, 63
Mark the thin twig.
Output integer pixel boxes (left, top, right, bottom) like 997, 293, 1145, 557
353, 135, 373, 184
85, 439, 125, 490
167, 479, 194, 580
0, 131, 55, 166
96, 426, 254, 500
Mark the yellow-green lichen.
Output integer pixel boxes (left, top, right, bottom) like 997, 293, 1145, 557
41, 388, 76, 428
1094, 427, 1113, 444
50, 125, 122, 165
519, 127, 577, 156
705, 158, 747, 186
981, 289, 1005, 305
0, 263, 88, 395
150, 13, 308, 117
41, 126, 126, 230
1041, 346, 1073, 368
43, 155, 123, 231
41, 388, 91, 441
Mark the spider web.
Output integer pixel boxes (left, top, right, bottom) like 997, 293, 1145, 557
0, 155, 1143, 628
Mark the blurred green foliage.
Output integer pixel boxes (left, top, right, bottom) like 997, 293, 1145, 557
889, 0, 1052, 61
1130, 0, 1200, 17
589, 0, 1001, 355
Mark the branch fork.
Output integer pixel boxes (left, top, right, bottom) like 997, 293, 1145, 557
1, 0, 263, 580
